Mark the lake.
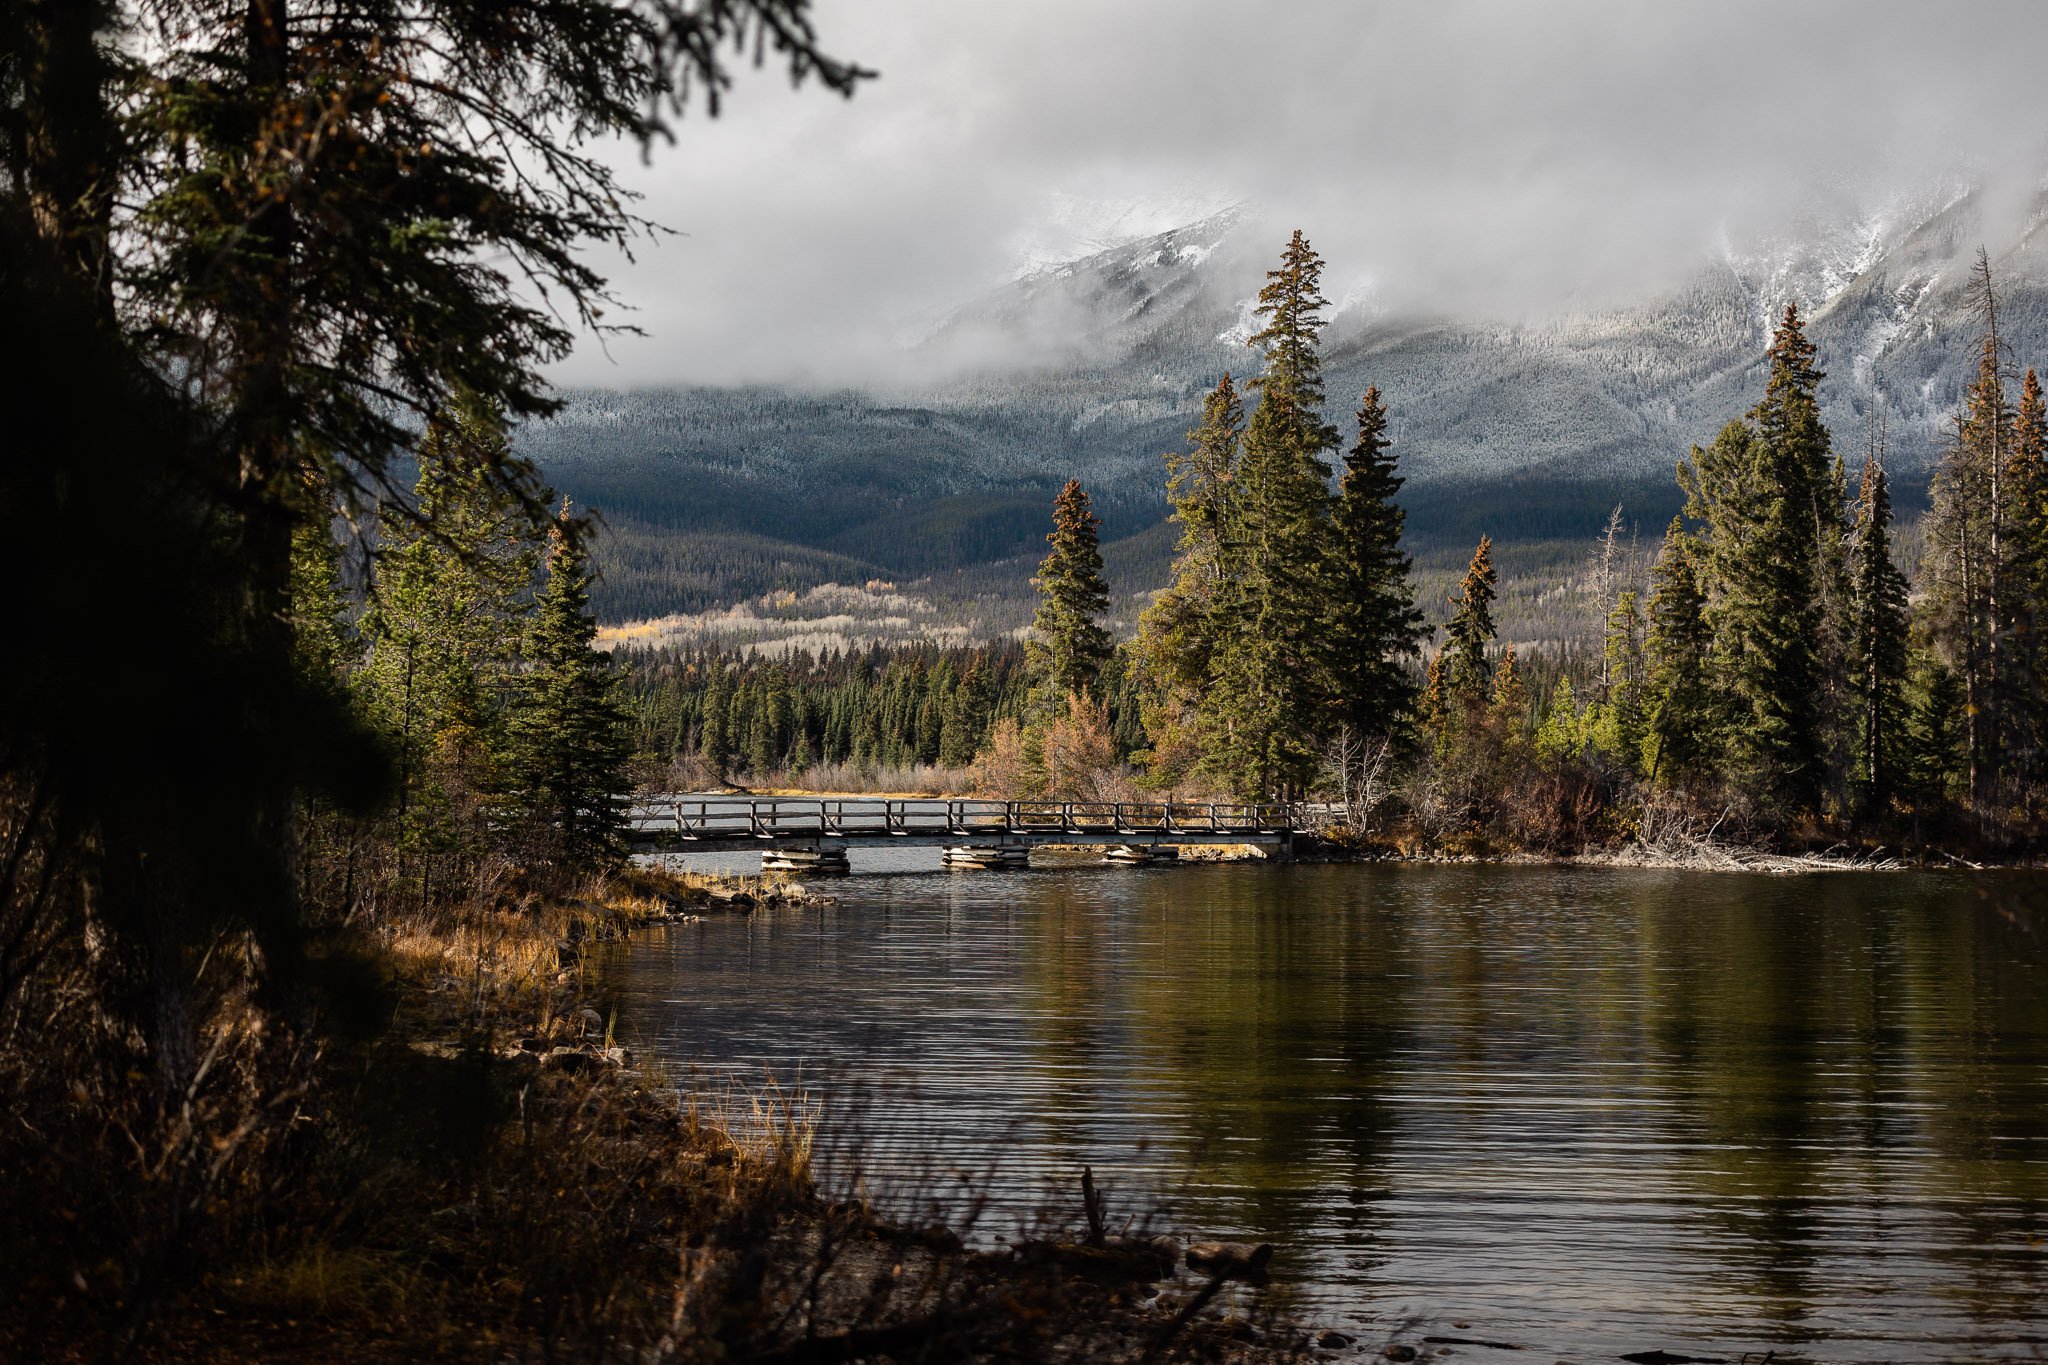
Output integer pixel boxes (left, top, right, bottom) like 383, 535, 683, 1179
593, 856, 2048, 1362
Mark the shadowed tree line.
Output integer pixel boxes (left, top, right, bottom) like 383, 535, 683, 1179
626, 641, 1037, 787
0, 2, 886, 1356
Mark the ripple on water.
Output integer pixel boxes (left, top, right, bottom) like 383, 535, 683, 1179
594, 861, 2048, 1363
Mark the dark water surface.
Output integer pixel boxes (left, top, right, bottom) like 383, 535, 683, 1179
593, 860, 2048, 1361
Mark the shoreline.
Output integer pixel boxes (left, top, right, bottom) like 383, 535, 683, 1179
26, 866, 1306, 1362
563, 869, 1311, 1362
646, 833, 2040, 877
416, 868, 1308, 1362
645, 789, 2043, 875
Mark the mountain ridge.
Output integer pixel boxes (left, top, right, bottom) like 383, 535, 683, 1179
527, 181, 2048, 623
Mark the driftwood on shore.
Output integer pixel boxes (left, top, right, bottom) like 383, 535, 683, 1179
1596, 841, 1904, 874
1598, 803, 1908, 874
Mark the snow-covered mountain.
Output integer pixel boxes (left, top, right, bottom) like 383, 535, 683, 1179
527, 179, 2048, 619
900, 178, 2048, 488
1000, 188, 1246, 281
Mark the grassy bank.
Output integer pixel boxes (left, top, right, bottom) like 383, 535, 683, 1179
2, 864, 1298, 1362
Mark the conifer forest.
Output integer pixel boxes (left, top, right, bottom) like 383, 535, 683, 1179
7, 3, 2048, 1362
635, 231, 2048, 861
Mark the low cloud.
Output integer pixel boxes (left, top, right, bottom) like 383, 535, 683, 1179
552, 0, 2048, 389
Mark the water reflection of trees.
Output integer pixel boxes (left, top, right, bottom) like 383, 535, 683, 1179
1013, 866, 1420, 1283
611, 864, 2048, 1348
1641, 874, 2048, 1343
1007, 866, 2048, 1344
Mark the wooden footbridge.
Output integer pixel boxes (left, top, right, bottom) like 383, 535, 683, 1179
629, 797, 1314, 869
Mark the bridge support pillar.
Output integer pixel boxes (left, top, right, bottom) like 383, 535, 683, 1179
762, 841, 849, 875
942, 841, 1030, 870
1104, 844, 1178, 865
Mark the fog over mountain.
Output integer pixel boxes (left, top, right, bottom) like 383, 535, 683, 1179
553, 0, 2048, 388
522, 1, 2048, 625
531, 177, 2048, 624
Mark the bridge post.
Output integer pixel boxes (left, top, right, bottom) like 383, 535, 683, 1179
762, 839, 850, 875
943, 838, 1030, 870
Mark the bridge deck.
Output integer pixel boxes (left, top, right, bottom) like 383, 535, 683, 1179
629, 798, 1311, 853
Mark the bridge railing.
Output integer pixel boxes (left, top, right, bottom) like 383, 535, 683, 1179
630, 796, 1306, 841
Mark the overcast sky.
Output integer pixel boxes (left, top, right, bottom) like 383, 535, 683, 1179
553, 0, 2048, 389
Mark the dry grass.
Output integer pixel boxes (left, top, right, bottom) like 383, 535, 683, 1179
3, 855, 1299, 1363
685, 1075, 820, 1200
763, 760, 974, 797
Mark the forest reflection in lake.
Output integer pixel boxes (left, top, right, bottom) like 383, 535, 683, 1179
594, 861, 2048, 1362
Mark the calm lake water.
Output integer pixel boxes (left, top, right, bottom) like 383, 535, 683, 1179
593, 857, 2048, 1362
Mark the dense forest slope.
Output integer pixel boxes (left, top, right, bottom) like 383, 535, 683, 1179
527, 185, 2048, 624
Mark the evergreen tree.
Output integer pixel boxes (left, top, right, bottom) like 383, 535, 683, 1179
748, 666, 793, 776
1205, 230, 1342, 797
940, 658, 995, 769
1642, 520, 1713, 785
2007, 369, 2048, 800
1492, 645, 1528, 718
357, 406, 538, 873
1679, 306, 1833, 812
288, 509, 354, 689
1925, 253, 2016, 809
1533, 676, 1585, 768
1442, 536, 1499, 705
1590, 590, 1647, 771
700, 665, 734, 778
1327, 385, 1425, 743
1418, 651, 1450, 752
1163, 374, 1245, 582
1850, 445, 1911, 815
1813, 450, 1858, 803
1103, 647, 1147, 758
1491, 644, 1530, 758
1136, 374, 1245, 787
1904, 648, 1968, 812
503, 504, 632, 870
1027, 479, 1113, 707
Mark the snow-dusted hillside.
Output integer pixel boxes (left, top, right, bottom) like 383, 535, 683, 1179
526, 178, 2048, 619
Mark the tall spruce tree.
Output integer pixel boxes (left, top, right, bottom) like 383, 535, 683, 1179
358, 406, 538, 873
504, 504, 632, 870
1925, 253, 2016, 810
2007, 369, 2048, 801
1643, 520, 1712, 785
1418, 650, 1451, 751
1028, 480, 1114, 708
1164, 374, 1245, 581
700, 664, 735, 777
1850, 443, 1911, 816
1135, 375, 1245, 785
288, 508, 354, 690
1591, 590, 1648, 771
1442, 536, 1499, 707
1679, 305, 1834, 812
1328, 386, 1425, 743
1904, 648, 1968, 812
1492, 644, 1530, 755
1206, 231, 1341, 797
